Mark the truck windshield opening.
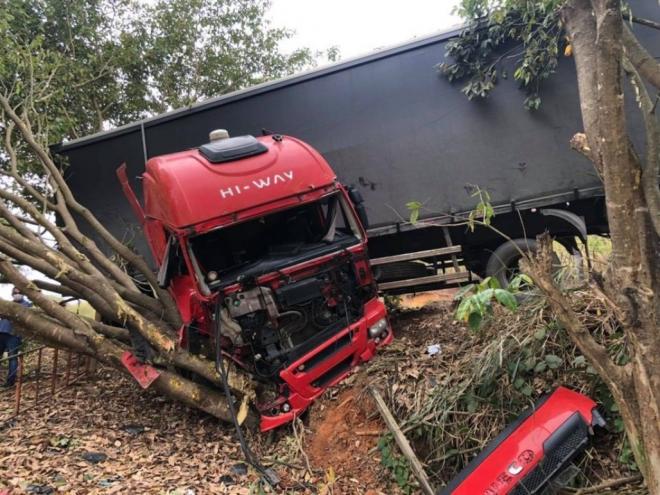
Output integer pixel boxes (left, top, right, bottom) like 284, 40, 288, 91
190, 193, 361, 286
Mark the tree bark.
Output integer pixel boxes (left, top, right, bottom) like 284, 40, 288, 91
548, 1, 660, 491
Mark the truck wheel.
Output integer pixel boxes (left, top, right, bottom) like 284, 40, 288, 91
375, 261, 432, 282
485, 238, 559, 288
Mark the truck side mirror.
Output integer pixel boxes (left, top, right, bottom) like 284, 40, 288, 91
348, 185, 369, 230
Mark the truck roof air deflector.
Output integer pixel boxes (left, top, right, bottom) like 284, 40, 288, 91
199, 135, 268, 164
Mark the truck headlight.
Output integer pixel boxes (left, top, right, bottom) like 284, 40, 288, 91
368, 318, 388, 338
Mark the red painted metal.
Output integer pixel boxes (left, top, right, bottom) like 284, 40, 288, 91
261, 298, 392, 431
116, 163, 146, 225
121, 351, 161, 389
142, 135, 337, 230
122, 133, 390, 429
445, 387, 599, 495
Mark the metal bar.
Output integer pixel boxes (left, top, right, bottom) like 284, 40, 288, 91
15, 354, 23, 416
140, 122, 148, 163
366, 186, 606, 238
35, 347, 43, 404
0, 346, 97, 425
51, 348, 59, 397
378, 271, 470, 291
370, 246, 462, 266
65, 351, 72, 386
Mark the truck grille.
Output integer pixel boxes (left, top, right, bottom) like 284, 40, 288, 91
510, 412, 590, 495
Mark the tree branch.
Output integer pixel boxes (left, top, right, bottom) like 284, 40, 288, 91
622, 24, 660, 90
520, 235, 627, 387
623, 57, 660, 237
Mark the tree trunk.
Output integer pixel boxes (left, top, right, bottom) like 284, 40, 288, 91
536, 1, 660, 491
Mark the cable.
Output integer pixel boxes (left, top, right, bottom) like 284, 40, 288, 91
214, 301, 280, 488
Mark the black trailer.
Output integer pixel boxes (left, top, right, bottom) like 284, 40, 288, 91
54, 2, 660, 293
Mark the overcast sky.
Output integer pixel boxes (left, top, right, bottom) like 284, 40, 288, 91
268, 0, 462, 61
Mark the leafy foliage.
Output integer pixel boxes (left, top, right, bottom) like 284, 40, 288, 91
405, 200, 424, 224
378, 435, 414, 494
439, 0, 567, 109
466, 186, 494, 231
454, 274, 532, 330
0, 0, 315, 145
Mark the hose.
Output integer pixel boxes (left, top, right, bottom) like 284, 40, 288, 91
213, 301, 280, 488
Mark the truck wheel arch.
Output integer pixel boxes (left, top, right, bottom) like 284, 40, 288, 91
485, 238, 560, 288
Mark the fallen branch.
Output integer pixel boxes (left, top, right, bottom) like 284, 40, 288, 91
573, 474, 643, 494
370, 387, 435, 495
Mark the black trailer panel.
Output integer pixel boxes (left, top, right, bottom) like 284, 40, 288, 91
56, 1, 659, 263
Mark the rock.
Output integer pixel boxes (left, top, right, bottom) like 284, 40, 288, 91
122, 424, 145, 436
97, 475, 122, 488
81, 452, 107, 464
218, 474, 235, 486
230, 462, 248, 476
26, 485, 54, 494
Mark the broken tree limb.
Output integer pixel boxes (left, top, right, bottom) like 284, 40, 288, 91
370, 387, 435, 495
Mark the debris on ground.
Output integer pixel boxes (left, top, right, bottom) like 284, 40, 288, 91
0, 291, 649, 494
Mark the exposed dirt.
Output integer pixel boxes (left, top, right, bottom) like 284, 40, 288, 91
306, 385, 384, 491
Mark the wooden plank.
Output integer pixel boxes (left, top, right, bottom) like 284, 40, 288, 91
378, 271, 470, 291
370, 245, 462, 266
370, 388, 435, 495
442, 226, 461, 272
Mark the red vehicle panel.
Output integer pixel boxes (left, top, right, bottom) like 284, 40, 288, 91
440, 387, 605, 495
143, 135, 337, 229
120, 132, 391, 429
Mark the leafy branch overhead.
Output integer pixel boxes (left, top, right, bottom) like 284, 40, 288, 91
439, 0, 577, 109
0, 0, 316, 144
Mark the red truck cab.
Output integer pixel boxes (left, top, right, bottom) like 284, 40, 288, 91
126, 132, 391, 430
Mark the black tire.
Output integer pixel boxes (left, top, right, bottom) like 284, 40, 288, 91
485, 238, 559, 288
375, 261, 432, 282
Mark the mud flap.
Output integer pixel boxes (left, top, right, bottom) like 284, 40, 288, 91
439, 387, 604, 495
121, 351, 161, 389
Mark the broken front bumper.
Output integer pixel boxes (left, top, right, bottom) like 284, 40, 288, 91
440, 387, 605, 495
259, 297, 392, 431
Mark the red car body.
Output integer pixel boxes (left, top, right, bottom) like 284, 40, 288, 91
120, 133, 391, 431
440, 387, 605, 495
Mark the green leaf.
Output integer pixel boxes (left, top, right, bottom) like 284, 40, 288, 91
494, 289, 517, 311
573, 356, 586, 368
453, 283, 476, 301
410, 208, 419, 224
468, 311, 483, 330
533, 327, 547, 341
544, 354, 563, 369
486, 276, 501, 289
520, 383, 534, 396
455, 297, 474, 321
534, 361, 547, 373
509, 273, 534, 291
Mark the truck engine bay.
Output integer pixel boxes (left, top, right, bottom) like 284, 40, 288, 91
219, 259, 368, 380
177, 190, 388, 428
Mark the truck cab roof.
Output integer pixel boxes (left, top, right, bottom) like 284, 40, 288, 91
143, 134, 337, 230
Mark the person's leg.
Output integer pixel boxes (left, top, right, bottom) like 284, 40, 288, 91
5, 335, 21, 386
0, 334, 9, 386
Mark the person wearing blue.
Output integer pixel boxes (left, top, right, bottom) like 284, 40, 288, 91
0, 287, 31, 387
